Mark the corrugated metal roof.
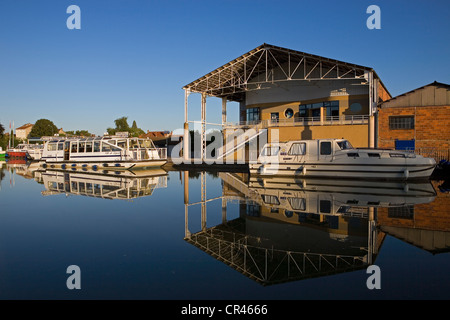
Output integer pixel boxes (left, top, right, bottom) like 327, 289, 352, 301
379, 81, 450, 108
183, 43, 390, 101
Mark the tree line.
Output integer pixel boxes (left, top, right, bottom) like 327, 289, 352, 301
0, 116, 146, 149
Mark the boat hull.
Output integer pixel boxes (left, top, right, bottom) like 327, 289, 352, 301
249, 161, 436, 180
7, 151, 27, 158
40, 159, 167, 171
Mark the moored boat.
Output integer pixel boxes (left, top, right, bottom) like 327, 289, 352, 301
6, 144, 28, 158
39, 136, 167, 171
249, 139, 436, 180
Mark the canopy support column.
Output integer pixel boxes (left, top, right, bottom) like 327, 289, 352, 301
201, 93, 207, 161
184, 89, 190, 161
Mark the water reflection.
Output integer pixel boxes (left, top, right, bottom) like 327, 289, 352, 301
184, 171, 441, 286
3, 159, 168, 200
377, 180, 450, 254
35, 169, 168, 200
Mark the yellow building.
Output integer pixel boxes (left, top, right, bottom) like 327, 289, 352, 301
182, 43, 391, 163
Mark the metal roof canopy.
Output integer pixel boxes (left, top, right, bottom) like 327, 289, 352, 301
183, 43, 389, 102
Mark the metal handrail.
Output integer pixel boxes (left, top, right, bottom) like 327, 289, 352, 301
224, 115, 369, 129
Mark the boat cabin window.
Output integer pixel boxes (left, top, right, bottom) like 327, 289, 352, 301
139, 140, 153, 148
86, 142, 93, 152
71, 142, 78, 153
102, 142, 112, 152
58, 143, 64, 151
320, 142, 332, 155
261, 146, 280, 156
336, 140, 353, 150
320, 200, 331, 213
117, 140, 127, 149
261, 195, 280, 205
130, 139, 140, 149
47, 143, 57, 151
94, 142, 100, 152
78, 142, 85, 153
288, 198, 306, 211
101, 141, 121, 152
288, 143, 306, 155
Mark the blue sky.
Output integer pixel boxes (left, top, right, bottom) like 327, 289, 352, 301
0, 0, 449, 136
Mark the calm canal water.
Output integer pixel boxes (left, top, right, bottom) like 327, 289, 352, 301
0, 160, 449, 300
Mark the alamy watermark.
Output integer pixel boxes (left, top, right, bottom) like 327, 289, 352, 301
66, 265, 81, 289
366, 265, 381, 289
67, 5, 81, 30
367, 5, 381, 30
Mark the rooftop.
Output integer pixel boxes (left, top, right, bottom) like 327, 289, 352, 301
183, 43, 390, 102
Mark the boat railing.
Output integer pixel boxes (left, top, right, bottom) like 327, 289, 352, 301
156, 148, 167, 160
129, 147, 167, 161
414, 147, 450, 162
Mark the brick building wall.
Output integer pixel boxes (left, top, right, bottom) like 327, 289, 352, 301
378, 105, 450, 150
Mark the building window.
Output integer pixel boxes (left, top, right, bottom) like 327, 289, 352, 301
389, 116, 414, 130
299, 104, 307, 117
388, 206, 414, 219
271, 112, 279, 123
299, 100, 339, 118
324, 101, 339, 117
284, 108, 294, 119
246, 108, 260, 122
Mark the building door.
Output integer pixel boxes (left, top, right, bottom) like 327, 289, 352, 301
395, 139, 415, 151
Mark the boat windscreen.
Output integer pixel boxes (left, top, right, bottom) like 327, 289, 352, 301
337, 140, 353, 150
261, 146, 280, 156
139, 139, 154, 148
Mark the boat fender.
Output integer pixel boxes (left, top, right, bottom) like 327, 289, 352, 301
61, 164, 66, 170
403, 169, 409, 179
92, 165, 98, 171
403, 184, 409, 192
302, 166, 306, 175
71, 164, 76, 167
42, 163, 47, 169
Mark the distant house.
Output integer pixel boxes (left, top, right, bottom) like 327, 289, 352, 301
378, 81, 450, 161
15, 123, 34, 140
58, 128, 65, 136
140, 131, 171, 144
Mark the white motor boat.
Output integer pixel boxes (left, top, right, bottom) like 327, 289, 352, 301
249, 139, 436, 180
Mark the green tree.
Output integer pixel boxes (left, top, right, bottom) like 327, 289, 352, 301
114, 117, 130, 132
0, 123, 4, 138
29, 119, 59, 138
107, 117, 145, 137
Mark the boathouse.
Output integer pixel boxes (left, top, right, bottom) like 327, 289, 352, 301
378, 81, 450, 162
181, 43, 391, 163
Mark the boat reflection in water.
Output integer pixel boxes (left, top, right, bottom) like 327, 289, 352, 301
183, 171, 437, 286
35, 168, 168, 200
